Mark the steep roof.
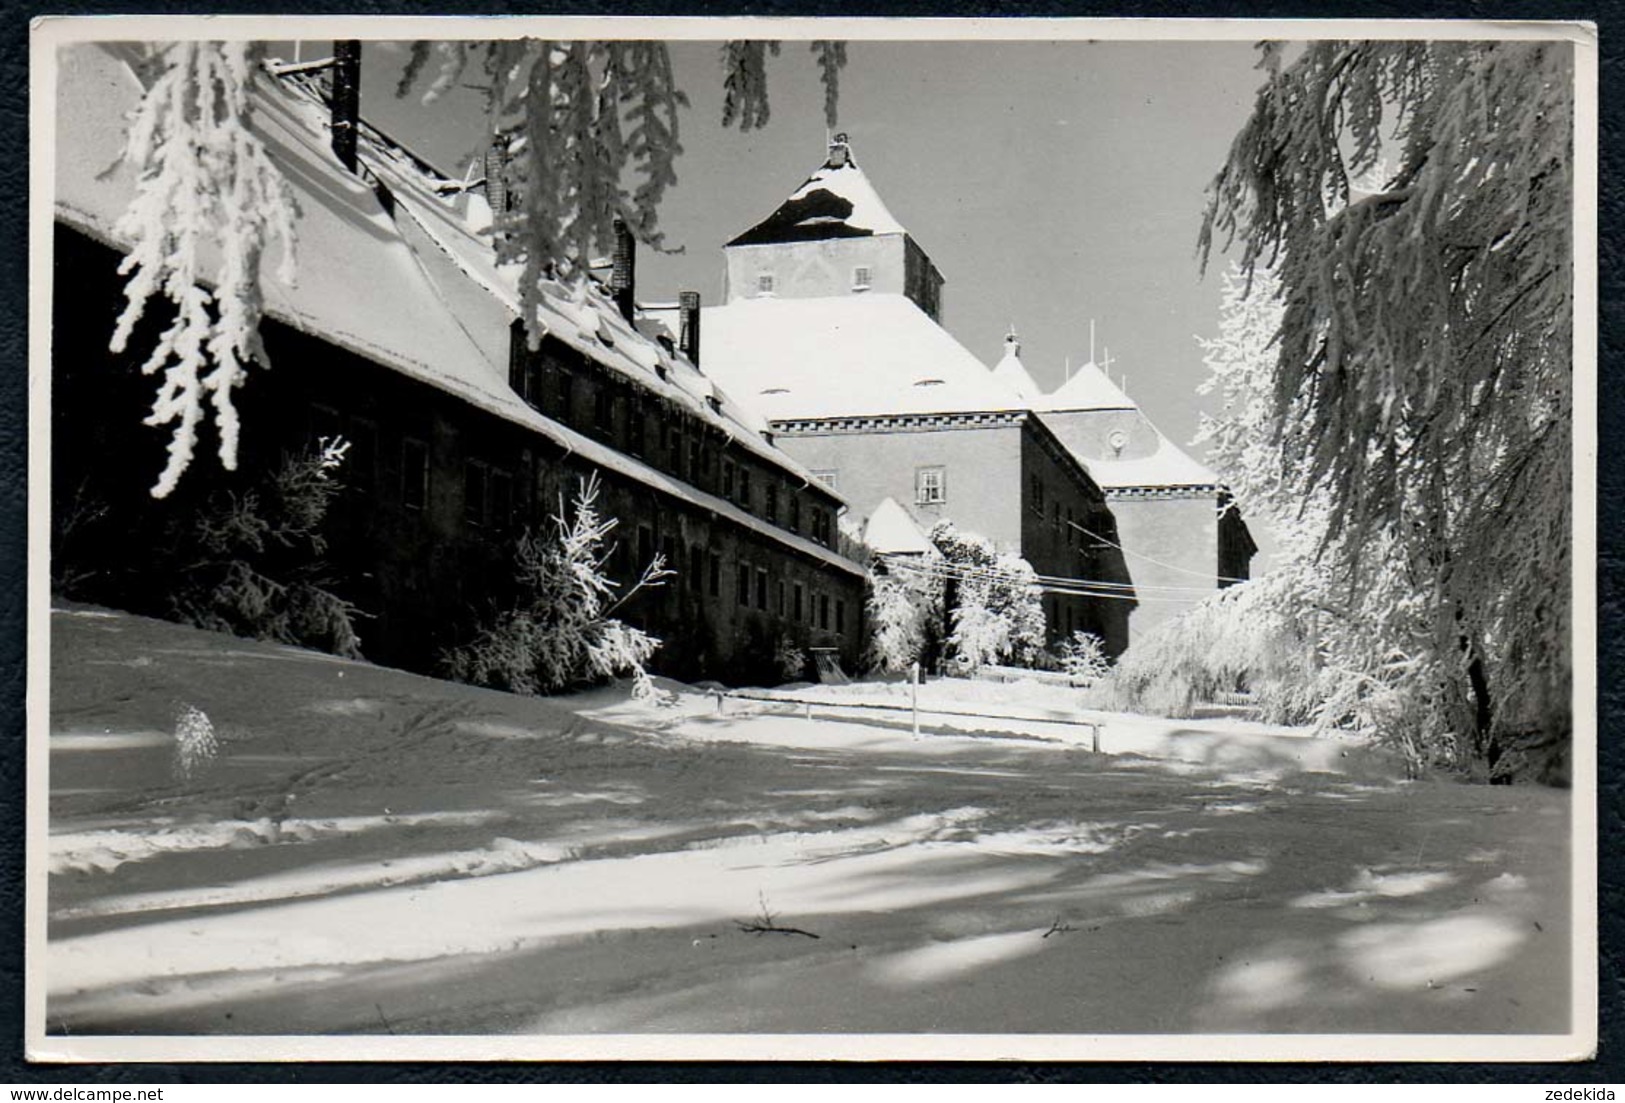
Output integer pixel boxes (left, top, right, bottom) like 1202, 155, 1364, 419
862, 497, 933, 556
727, 140, 907, 247
989, 332, 1043, 404
54, 44, 860, 577
701, 294, 1028, 422
1040, 360, 1137, 413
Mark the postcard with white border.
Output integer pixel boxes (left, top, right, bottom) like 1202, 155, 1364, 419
27, 15, 1598, 1063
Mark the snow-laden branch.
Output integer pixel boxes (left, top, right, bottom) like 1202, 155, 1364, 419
111, 41, 298, 498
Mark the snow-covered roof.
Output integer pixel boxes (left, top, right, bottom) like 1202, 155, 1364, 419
990, 333, 1043, 405
727, 141, 907, 247
862, 497, 933, 556
1040, 361, 1136, 413
53, 44, 859, 578
702, 294, 1029, 422
1086, 436, 1218, 490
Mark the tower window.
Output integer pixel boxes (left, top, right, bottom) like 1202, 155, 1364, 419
852, 266, 872, 291
757, 273, 775, 296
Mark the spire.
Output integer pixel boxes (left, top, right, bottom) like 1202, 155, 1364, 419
726, 133, 906, 247
990, 322, 1041, 403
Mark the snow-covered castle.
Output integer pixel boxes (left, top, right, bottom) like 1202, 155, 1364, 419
699, 136, 1136, 655
993, 335, 1257, 640
701, 135, 1253, 649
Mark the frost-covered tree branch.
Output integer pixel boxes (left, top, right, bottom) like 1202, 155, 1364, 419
112, 41, 298, 499
1198, 41, 1574, 778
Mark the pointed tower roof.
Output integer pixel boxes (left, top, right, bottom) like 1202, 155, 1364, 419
990, 327, 1043, 405
728, 134, 907, 247
863, 497, 934, 556
1040, 360, 1137, 413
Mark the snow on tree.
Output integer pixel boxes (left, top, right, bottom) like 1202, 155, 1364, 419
111, 41, 298, 499
1198, 41, 1574, 781
864, 556, 943, 673
444, 475, 672, 698
1057, 630, 1111, 684
928, 521, 1045, 671
171, 436, 362, 660
398, 39, 846, 350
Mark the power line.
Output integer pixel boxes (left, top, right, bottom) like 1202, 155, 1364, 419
1067, 519, 1249, 586
875, 551, 1222, 597
877, 555, 1199, 604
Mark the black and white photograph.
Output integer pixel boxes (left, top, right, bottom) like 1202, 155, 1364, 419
27, 16, 1596, 1062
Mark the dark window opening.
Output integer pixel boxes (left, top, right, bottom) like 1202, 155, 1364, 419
709, 552, 721, 597
689, 544, 703, 590
818, 594, 830, 631
464, 462, 487, 528
736, 561, 750, 606
488, 468, 514, 532
756, 567, 768, 610
402, 439, 429, 511
794, 583, 804, 623
738, 468, 752, 510
836, 599, 846, 635
765, 485, 779, 524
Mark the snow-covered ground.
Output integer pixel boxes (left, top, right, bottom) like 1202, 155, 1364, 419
42, 605, 1572, 1042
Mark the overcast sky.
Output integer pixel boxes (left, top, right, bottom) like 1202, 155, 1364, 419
346, 37, 1269, 464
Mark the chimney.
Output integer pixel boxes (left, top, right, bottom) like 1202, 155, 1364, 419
678, 291, 702, 367
611, 217, 636, 323
826, 131, 851, 169
330, 40, 362, 173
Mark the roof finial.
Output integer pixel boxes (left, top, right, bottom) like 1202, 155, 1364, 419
826, 132, 852, 169
1004, 322, 1020, 356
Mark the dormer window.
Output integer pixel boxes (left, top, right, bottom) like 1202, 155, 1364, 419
757, 273, 775, 296
852, 266, 872, 291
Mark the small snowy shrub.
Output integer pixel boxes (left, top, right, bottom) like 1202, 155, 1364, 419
1057, 631, 1110, 683
445, 475, 671, 698
171, 703, 219, 781
173, 438, 361, 659
773, 633, 808, 683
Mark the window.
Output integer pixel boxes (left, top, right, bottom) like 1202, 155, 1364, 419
917, 466, 946, 504
793, 582, 804, 623
689, 544, 703, 590
709, 552, 721, 597
818, 594, 830, 630
688, 438, 701, 480
402, 438, 429, 511
790, 496, 802, 534
508, 340, 528, 400
556, 368, 575, 419
594, 386, 614, 432
1052, 500, 1061, 533
346, 417, 378, 493
765, 484, 778, 524
628, 404, 646, 456
738, 468, 752, 509
736, 561, 751, 606
757, 272, 775, 295
836, 599, 846, 635
777, 580, 787, 616
722, 461, 735, 500
464, 461, 487, 527
488, 468, 514, 532
756, 567, 768, 610
638, 525, 654, 573
852, 265, 872, 291
812, 470, 838, 491
1030, 474, 1045, 515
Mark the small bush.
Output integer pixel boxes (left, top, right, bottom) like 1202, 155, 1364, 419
444, 475, 671, 697
1056, 630, 1110, 683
